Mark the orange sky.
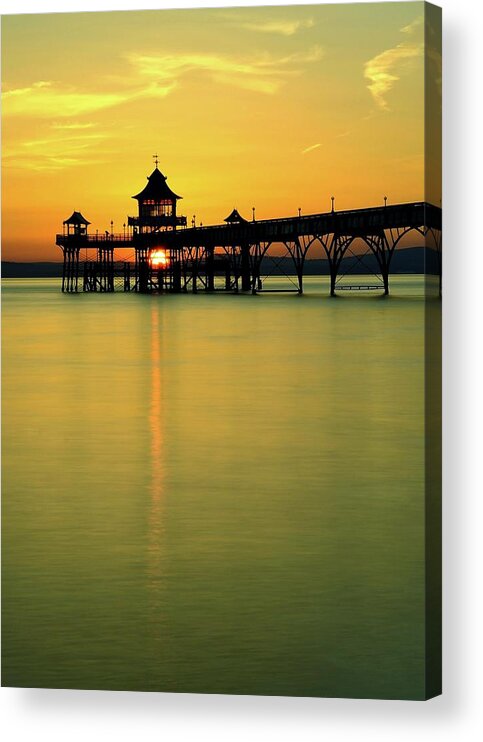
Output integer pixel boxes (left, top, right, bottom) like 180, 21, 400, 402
1, 2, 441, 261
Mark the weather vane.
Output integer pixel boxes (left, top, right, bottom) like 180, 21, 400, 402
153, 153, 159, 168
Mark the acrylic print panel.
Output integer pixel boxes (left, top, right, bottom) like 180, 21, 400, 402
1, 2, 442, 700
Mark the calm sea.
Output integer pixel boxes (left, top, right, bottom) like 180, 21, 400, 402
2, 276, 427, 699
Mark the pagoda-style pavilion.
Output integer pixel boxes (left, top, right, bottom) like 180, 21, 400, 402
128, 166, 186, 233
63, 211, 90, 237
224, 208, 248, 225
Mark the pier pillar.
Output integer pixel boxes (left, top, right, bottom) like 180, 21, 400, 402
319, 234, 345, 297
369, 233, 392, 296
232, 247, 239, 293
240, 243, 251, 292
82, 260, 89, 292
205, 247, 215, 291
123, 262, 131, 292
135, 247, 149, 292
329, 265, 338, 297
62, 246, 80, 293
83, 261, 97, 292
172, 260, 182, 293
97, 246, 115, 292
138, 258, 149, 293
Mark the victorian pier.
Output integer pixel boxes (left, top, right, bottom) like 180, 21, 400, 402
56, 161, 442, 296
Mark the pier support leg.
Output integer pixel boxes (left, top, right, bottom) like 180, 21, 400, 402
285, 238, 307, 294
241, 244, 251, 292
232, 246, 239, 293
123, 262, 131, 292
318, 234, 353, 297
368, 233, 393, 296
62, 247, 80, 293
97, 246, 114, 292
62, 251, 67, 293
139, 259, 149, 293
205, 247, 215, 291
173, 261, 182, 293
135, 247, 149, 292
329, 266, 337, 297
191, 247, 199, 293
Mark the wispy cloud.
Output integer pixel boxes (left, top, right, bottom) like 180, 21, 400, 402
401, 16, 424, 35
2, 81, 137, 118
3, 130, 111, 172
2, 46, 323, 171
3, 155, 107, 172
301, 143, 321, 155
217, 11, 315, 37
51, 121, 97, 130
128, 47, 323, 95
364, 16, 423, 110
237, 18, 315, 36
3, 46, 323, 123
2, 79, 177, 119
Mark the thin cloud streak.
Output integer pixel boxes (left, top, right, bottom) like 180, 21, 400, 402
301, 143, 321, 155
237, 18, 315, 36
217, 11, 315, 37
2, 79, 176, 119
2, 81, 135, 118
51, 122, 97, 130
364, 17, 423, 110
128, 47, 324, 95
3, 130, 111, 172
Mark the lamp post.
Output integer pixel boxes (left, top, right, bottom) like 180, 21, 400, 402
384, 196, 387, 208
192, 215, 196, 228
252, 207, 256, 222
331, 196, 335, 213
123, 222, 126, 239
298, 207, 301, 218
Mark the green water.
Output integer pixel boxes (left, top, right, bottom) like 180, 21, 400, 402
2, 277, 428, 698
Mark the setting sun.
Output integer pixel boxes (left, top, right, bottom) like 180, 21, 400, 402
149, 249, 169, 268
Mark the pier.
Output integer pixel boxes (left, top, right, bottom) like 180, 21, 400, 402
56, 163, 442, 296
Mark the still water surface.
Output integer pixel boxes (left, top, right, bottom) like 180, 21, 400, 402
2, 277, 426, 698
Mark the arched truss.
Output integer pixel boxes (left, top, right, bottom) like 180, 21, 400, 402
181, 244, 209, 291
268, 224, 441, 297
220, 241, 277, 293
88, 223, 441, 296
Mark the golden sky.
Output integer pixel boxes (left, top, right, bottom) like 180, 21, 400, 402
1, 2, 441, 261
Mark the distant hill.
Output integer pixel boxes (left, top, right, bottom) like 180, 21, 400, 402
301, 246, 439, 276
2, 262, 64, 278
1, 247, 439, 279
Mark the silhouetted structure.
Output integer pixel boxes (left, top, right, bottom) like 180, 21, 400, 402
56, 162, 442, 296
60, 212, 90, 291
224, 208, 248, 224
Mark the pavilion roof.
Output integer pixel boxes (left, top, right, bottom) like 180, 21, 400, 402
132, 167, 182, 202
63, 211, 90, 225
224, 208, 248, 224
